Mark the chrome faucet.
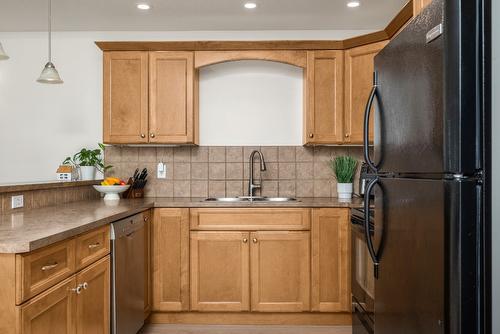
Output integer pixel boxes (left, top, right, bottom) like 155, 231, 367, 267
248, 150, 266, 198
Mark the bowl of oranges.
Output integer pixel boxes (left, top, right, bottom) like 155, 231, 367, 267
93, 177, 130, 201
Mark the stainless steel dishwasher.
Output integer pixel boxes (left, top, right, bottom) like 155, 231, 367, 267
111, 212, 145, 334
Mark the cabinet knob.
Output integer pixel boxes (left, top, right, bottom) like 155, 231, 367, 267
144, 216, 148, 222
252, 238, 258, 243
243, 238, 248, 243
150, 133, 155, 138
140, 133, 146, 138
70, 285, 83, 294
82, 282, 89, 290
308, 133, 314, 138
345, 134, 350, 138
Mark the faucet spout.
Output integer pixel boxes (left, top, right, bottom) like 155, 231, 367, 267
248, 150, 266, 197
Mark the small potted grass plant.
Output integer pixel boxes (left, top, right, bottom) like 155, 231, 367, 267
329, 156, 358, 199
63, 143, 111, 181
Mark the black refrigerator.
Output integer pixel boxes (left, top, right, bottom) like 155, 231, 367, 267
361, 0, 490, 333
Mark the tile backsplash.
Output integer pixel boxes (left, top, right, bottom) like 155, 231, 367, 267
105, 146, 365, 198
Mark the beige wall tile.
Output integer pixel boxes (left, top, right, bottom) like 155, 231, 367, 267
226, 181, 243, 197
296, 163, 313, 179
279, 180, 296, 197
261, 181, 278, 197
191, 163, 208, 180
139, 147, 157, 162
314, 180, 332, 197
296, 180, 314, 197
209, 147, 226, 162
191, 147, 209, 162
313, 147, 334, 162
314, 161, 333, 179
209, 163, 225, 180
243, 146, 260, 159
226, 147, 243, 162
122, 147, 139, 161
174, 163, 191, 180
174, 180, 191, 197
104, 146, 122, 164
174, 147, 191, 162
296, 147, 314, 162
260, 162, 278, 180
156, 181, 174, 197
191, 181, 209, 197
157, 147, 174, 162
279, 163, 296, 180
209, 181, 226, 197
278, 146, 296, 162
226, 163, 243, 180
260, 147, 278, 162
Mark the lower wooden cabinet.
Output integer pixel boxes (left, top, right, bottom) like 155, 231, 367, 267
250, 231, 310, 312
144, 210, 152, 318
311, 208, 351, 312
152, 208, 190, 312
19, 256, 110, 334
190, 232, 250, 312
19, 276, 77, 334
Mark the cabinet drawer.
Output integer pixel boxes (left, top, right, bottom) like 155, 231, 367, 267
16, 239, 76, 304
75, 226, 110, 270
190, 208, 311, 231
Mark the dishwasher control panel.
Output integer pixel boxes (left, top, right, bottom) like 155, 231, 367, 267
110, 212, 146, 240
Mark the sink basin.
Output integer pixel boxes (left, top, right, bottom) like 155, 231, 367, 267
203, 197, 298, 202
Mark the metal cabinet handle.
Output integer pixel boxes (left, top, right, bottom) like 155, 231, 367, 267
82, 282, 89, 290
70, 285, 83, 294
252, 238, 258, 243
363, 72, 379, 172
88, 242, 100, 249
364, 177, 380, 278
243, 238, 248, 243
41, 262, 58, 271
141, 133, 146, 138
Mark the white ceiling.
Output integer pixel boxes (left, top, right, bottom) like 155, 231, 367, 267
0, 0, 408, 32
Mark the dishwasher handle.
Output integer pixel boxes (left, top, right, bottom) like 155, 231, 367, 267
111, 212, 146, 239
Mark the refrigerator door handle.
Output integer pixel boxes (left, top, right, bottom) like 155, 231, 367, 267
364, 177, 380, 278
363, 72, 379, 172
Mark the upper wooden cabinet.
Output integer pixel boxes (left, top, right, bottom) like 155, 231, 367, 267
304, 50, 345, 145
103, 51, 198, 145
413, 0, 433, 17
103, 52, 149, 144
344, 41, 388, 144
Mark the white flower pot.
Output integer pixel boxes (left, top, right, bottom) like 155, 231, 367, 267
337, 183, 353, 199
79, 166, 96, 181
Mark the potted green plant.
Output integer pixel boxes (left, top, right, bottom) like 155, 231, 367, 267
63, 143, 111, 181
329, 156, 358, 199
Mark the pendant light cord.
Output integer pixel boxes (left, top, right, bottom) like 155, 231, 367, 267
48, 0, 51, 62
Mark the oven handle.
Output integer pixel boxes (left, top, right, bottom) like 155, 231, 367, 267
364, 177, 379, 278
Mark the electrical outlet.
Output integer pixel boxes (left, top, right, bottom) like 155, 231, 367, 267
11, 195, 24, 209
157, 162, 167, 179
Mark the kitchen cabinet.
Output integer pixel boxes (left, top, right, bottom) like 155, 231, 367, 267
311, 208, 350, 312
413, 0, 433, 17
152, 208, 190, 312
103, 51, 198, 145
75, 256, 110, 334
304, 50, 345, 145
250, 231, 310, 312
144, 210, 152, 318
344, 41, 388, 144
19, 277, 77, 334
149, 52, 197, 144
103, 51, 149, 144
190, 231, 250, 312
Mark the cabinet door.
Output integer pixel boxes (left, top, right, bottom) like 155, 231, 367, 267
311, 208, 350, 312
190, 231, 250, 312
344, 41, 388, 144
305, 50, 344, 145
103, 51, 149, 144
250, 231, 310, 312
144, 210, 152, 318
149, 52, 197, 144
19, 276, 77, 334
152, 208, 190, 311
76, 256, 110, 334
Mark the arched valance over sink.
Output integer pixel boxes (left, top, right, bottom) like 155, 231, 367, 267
194, 51, 307, 69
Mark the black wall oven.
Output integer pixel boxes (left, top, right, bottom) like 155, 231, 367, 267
351, 208, 374, 334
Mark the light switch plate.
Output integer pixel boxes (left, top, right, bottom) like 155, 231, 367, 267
11, 195, 24, 209
157, 162, 167, 179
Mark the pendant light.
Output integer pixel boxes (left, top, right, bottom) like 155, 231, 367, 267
0, 43, 9, 60
37, 0, 63, 84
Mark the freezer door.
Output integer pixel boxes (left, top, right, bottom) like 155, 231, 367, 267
373, 178, 445, 334
370, 0, 445, 174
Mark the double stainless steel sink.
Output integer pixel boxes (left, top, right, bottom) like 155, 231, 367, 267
204, 196, 298, 202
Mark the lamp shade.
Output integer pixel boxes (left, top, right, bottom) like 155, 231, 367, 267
36, 62, 63, 84
0, 42, 9, 60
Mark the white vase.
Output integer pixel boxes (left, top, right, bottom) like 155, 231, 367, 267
337, 183, 353, 199
79, 166, 96, 181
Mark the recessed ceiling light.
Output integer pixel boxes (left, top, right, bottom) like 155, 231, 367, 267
244, 2, 257, 9
137, 3, 151, 10
347, 1, 360, 8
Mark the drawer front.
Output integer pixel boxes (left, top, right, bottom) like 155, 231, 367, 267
190, 208, 311, 231
75, 226, 110, 270
17, 239, 76, 304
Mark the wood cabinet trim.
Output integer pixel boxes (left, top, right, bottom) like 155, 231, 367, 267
194, 50, 307, 69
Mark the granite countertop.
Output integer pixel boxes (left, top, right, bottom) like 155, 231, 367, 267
0, 197, 365, 254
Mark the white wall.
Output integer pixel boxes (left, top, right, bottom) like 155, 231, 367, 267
0, 30, 372, 184
492, 1, 499, 331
